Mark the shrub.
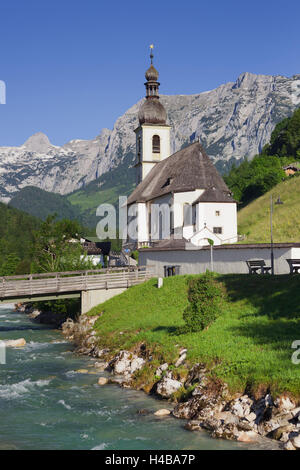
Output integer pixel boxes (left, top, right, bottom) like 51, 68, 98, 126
183, 272, 225, 332
131, 250, 139, 263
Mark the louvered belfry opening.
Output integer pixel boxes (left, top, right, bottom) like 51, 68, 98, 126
152, 134, 160, 153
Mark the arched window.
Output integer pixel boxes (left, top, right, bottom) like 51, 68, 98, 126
183, 203, 192, 226
137, 136, 141, 160
152, 135, 160, 154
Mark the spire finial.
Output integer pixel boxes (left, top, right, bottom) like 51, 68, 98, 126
149, 44, 154, 64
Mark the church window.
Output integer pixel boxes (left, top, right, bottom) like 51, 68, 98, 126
183, 203, 192, 226
213, 227, 223, 234
162, 177, 172, 188
170, 206, 174, 234
192, 206, 196, 231
215, 210, 220, 216
152, 135, 160, 153
137, 136, 141, 159
148, 204, 151, 236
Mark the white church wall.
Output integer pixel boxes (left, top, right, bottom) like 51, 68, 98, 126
141, 125, 171, 163
139, 246, 293, 276
196, 202, 237, 244
150, 194, 172, 240
173, 191, 203, 239
291, 247, 300, 258
127, 203, 148, 244
189, 228, 222, 246
137, 203, 148, 242
141, 162, 156, 181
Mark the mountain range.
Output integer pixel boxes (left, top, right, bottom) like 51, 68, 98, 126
2, 71, 300, 226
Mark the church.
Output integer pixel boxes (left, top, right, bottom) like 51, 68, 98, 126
125, 48, 237, 253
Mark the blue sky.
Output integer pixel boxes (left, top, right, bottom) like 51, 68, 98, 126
0, 0, 299, 146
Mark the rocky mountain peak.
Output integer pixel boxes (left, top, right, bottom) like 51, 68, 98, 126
23, 132, 52, 153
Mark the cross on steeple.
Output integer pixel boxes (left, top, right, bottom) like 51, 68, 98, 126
150, 44, 154, 64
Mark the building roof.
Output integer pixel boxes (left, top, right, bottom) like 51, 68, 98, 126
139, 241, 300, 252
82, 238, 111, 255
138, 98, 167, 126
127, 141, 231, 205
145, 64, 159, 82
283, 162, 300, 170
193, 187, 235, 204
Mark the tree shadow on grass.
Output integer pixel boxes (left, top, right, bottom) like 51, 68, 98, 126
217, 274, 300, 363
228, 318, 300, 359
152, 325, 183, 336
219, 274, 300, 321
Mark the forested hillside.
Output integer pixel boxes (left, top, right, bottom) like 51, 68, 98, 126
9, 155, 136, 229
225, 108, 300, 206
9, 186, 78, 221
0, 203, 40, 274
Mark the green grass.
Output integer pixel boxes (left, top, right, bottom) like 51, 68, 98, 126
238, 176, 300, 243
89, 274, 300, 398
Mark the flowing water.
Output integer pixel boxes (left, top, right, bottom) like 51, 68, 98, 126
0, 306, 269, 450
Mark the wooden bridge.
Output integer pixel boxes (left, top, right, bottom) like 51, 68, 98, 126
0, 266, 155, 313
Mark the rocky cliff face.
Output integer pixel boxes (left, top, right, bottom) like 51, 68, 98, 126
1, 72, 300, 202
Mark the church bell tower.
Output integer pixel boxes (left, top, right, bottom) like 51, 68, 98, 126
134, 45, 171, 184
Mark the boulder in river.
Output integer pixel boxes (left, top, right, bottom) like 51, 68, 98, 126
4, 338, 26, 348
98, 377, 108, 385
154, 409, 171, 417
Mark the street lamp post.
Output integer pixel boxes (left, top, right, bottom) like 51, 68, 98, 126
270, 195, 283, 275
207, 238, 214, 271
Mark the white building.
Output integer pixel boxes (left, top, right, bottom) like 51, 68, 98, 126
125, 51, 237, 251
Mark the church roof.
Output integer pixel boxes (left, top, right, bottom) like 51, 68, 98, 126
138, 98, 167, 125
145, 64, 159, 82
193, 187, 235, 204
127, 141, 231, 204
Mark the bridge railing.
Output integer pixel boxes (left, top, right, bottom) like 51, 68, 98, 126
0, 266, 156, 299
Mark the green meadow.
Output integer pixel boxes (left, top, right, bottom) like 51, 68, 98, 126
238, 176, 300, 244
88, 274, 300, 398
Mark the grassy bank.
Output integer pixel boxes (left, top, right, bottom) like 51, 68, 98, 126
89, 274, 300, 398
237, 176, 300, 243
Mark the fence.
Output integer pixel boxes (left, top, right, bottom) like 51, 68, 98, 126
0, 266, 155, 299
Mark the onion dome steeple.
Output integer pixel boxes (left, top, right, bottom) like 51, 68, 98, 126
138, 45, 167, 126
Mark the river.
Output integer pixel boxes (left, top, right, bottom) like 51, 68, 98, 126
0, 305, 266, 450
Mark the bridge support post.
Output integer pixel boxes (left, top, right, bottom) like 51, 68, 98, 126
81, 288, 127, 314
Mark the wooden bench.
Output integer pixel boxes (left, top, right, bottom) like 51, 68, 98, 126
286, 259, 300, 274
246, 260, 272, 274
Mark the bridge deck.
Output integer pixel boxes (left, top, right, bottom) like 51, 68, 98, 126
0, 266, 155, 301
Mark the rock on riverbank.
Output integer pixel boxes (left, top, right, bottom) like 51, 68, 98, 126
61, 314, 298, 449
3, 338, 26, 348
